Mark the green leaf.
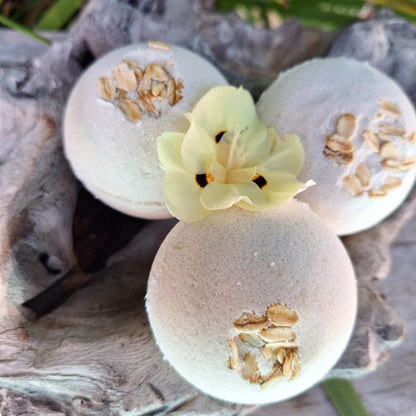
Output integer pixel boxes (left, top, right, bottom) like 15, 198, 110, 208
215, 0, 416, 29
35, 0, 87, 30
0, 13, 51, 44
322, 379, 370, 416
368, 0, 416, 18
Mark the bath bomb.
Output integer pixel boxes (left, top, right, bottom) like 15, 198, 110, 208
146, 200, 357, 404
64, 42, 227, 219
257, 58, 416, 235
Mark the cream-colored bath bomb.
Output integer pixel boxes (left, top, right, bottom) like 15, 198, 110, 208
64, 42, 227, 219
257, 58, 416, 235
146, 200, 357, 404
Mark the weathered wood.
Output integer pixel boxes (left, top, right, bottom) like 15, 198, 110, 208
0, 1, 415, 415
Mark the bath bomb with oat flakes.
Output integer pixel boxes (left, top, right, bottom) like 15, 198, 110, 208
64, 42, 227, 219
257, 57, 416, 235
146, 200, 357, 404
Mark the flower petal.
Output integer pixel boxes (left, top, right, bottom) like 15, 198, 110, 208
257, 169, 311, 206
157, 132, 186, 171
164, 170, 210, 222
190, 86, 259, 138
200, 182, 266, 210
157, 86, 309, 221
227, 167, 256, 183
241, 126, 274, 167
181, 119, 216, 173
261, 131, 304, 175
239, 121, 269, 153
209, 160, 227, 183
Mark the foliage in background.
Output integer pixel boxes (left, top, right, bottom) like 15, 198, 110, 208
0, 0, 87, 31
35, 0, 87, 29
0, 0, 87, 42
323, 379, 370, 416
1, 0, 416, 33
217, 0, 416, 30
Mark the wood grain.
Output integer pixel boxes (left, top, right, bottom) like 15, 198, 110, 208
0, 1, 415, 415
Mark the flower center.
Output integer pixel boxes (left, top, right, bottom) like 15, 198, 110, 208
252, 174, 267, 189
195, 172, 214, 188
215, 130, 227, 143
215, 128, 246, 178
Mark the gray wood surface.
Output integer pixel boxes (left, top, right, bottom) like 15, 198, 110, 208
0, 2, 415, 415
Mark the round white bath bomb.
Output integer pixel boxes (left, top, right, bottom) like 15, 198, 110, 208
146, 200, 357, 404
257, 58, 416, 235
64, 43, 227, 219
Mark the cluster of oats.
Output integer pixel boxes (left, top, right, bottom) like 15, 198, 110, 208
323, 100, 416, 198
97, 56, 183, 123
228, 303, 300, 390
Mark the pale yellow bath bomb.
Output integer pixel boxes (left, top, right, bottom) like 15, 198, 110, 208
257, 58, 416, 235
146, 200, 357, 404
64, 42, 227, 219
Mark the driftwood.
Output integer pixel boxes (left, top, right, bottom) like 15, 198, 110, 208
0, 1, 415, 414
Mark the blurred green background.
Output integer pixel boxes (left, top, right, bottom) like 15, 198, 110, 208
0, 0, 415, 36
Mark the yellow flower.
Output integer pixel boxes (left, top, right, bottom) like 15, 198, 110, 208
157, 86, 312, 222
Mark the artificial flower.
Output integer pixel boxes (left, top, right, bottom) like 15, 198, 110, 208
157, 85, 312, 222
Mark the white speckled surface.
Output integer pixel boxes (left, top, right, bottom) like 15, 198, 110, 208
64, 43, 227, 219
257, 58, 416, 236
146, 200, 357, 404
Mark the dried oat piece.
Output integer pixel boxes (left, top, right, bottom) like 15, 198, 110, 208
378, 124, 406, 141
368, 189, 387, 199
355, 163, 371, 187
152, 82, 166, 97
342, 175, 364, 196
283, 351, 300, 380
123, 59, 141, 70
259, 327, 296, 343
239, 333, 265, 348
380, 142, 399, 160
379, 100, 400, 119
377, 132, 394, 142
148, 40, 170, 50
265, 340, 297, 349
408, 131, 415, 144
242, 352, 259, 383
158, 87, 167, 100
175, 79, 184, 104
137, 95, 160, 118
276, 347, 289, 365
260, 365, 283, 390
131, 66, 143, 83
97, 77, 116, 101
362, 130, 380, 152
112, 61, 138, 91
266, 303, 298, 327
323, 147, 354, 165
336, 114, 357, 139
382, 176, 402, 192
261, 345, 278, 360
138, 70, 152, 94
326, 135, 354, 153
399, 156, 416, 171
167, 78, 176, 106
234, 312, 267, 333
382, 158, 401, 172
379, 124, 406, 136
116, 88, 127, 100
228, 338, 239, 370
146, 64, 168, 82
119, 99, 142, 122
